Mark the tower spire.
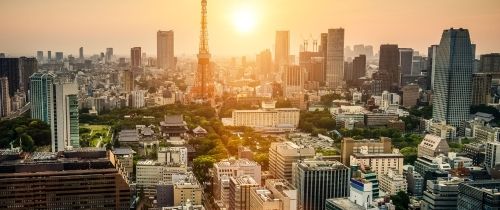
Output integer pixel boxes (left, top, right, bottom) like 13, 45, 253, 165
192, 0, 214, 101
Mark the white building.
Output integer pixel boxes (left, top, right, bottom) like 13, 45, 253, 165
485, 142, 500, 169
131, 90, 146, 108
350, 147, 404, 175
232, 105, 300, 131
157, 147, 188, 166
379, 169, 407, 196
214, 158, 262, 185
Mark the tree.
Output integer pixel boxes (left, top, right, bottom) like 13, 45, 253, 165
254, 153, 269, 170
390, 191, 410, 210
400, 147, 418, 164
193, 155, 216, 184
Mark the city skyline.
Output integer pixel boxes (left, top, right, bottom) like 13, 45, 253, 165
1, 0, 500, 57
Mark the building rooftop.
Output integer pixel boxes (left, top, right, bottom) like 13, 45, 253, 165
326, 198, 375, 210
112, 147, 137, 155
214, 158, 260, 168
297, 159, 348, 171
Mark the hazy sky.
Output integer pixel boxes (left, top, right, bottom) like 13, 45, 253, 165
1, 0, 500, 58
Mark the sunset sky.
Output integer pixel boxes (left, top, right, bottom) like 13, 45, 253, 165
1, 0, 500, 58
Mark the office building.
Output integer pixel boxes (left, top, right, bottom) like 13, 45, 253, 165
248, 179, 297, 210
256, 49, 273, 77
379, 169, 407, 196
404, 165, 424, 196
400, 48, 414, 76
55, 52, 63, 63
471, 73, 492, 105
463, 143, 486, 166
340, 137, 392, 166
351, 54, 366, 84
485, 142, 500, 169
479, 53, 500, 74
173, 173, 203, 206
131, 47, 141, 68
214, 158, 262, 188
379, 44, 400, 91
105, 47, 113, 63
158, 147, 188, 165
292, 159, 350, 210
269, 141, 315, 183
0, 77, 10, 117
0, 57, 37, 96
429, 122, 457, 140
418, 134, 450, 158
30, 73, 55, 123
326, 28, 345, 88
121, 69, 134, 92
228, 176, 260, 210
54, 82, 80, 150
457, 180, 500, 210
157, 30, 175, 70
131, 90, 146, 108
402, 83, 420, 108
432, 28, 474, 134
427, 45, 439, 90
275, 31, 290, 71
325, 177, 379, 210
231, 105, 300, 131
283, 65, 305, 97
421, 178, 463, 210
36, 51, 43, 63
47, 50, 52, 62
79, 47, 84, 61
0, 149, 131, 209
350, 148, 404, 175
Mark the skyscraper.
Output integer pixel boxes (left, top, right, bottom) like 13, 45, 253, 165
36, 51, 43, 63
55, 52, 63, 63
379, 44, 400, 91
427, 45, 438, 90
432, 28, 474, 134
283, 65, 305, 97
105, 48, 113, 63
0, 58, 21, 97
55, 82, 79, 150
326, 28, 344, 88
47, 51, 52, 62
121, 69, 134, 92
0, 77, 10, 117
79, 47, 84, 61
352, 54, 366, 84
256, 49, 273, 79
399, 48, 414, 76
479, 53, 500, 74
19, 57, 37, 95
471, 73, 492, 105
275, 31, 290, 71
293, 159, 350, 210
157, 30, 175, 70
130, 47, 142, 68
31, 73, 79, 152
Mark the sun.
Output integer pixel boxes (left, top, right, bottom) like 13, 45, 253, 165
232, 7, 257, 33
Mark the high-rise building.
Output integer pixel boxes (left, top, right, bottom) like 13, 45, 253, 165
79, 47, 84, 61
121, 69, 134, 92
36, 51, 43, 63
485, 141, 500, 169
292, 159, 350, 210
0, 77, 10, 117
131, 90, 146, 108
457, 180, 500, 210
432, 28, 474, 134
31, 73, 79, 152
130, 47, 141, 68
157, 30, 175, 70
105, 48, 113, 63
47, 50, 52, 62
352, 54, 366, 83
30, 72, 55, 124
275, 31, 290, 72
229, 175, 260, 210
479, 53, 500, 74
256, 49, 273, 77
19, 57, 37, 95
0, 58, 20, 97
340, 137, 392, 166
379, 44, 400, 91
379, 169, 407, 196
55, 52, 63, 63
399, 48, 414, 76
471, 73, 492, 105
421, 178, 463, 210
427, 45, 439, 90
269, 141, 315, 183
54, 82, 80, 150
0, 149, 131, 209
283, 65, 305, 97
402, 83, 420, 108
249, 179, 297, 210
326, 28, 345, 88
